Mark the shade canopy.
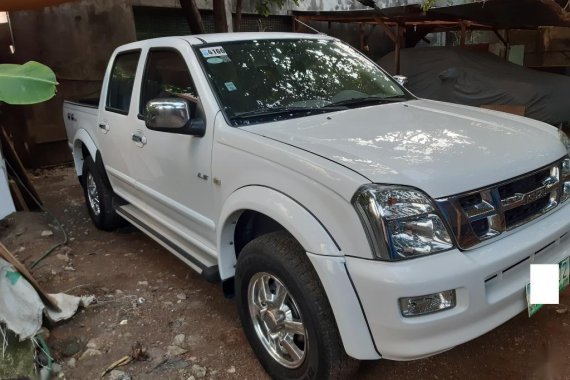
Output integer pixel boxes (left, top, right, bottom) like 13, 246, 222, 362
0, 0, 77, 11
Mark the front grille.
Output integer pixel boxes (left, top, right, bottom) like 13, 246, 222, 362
436, 157, 570, 250
504, 196, 550, 229
498, 168, 549, 199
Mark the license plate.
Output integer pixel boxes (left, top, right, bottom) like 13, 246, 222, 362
526, 257, 569, 317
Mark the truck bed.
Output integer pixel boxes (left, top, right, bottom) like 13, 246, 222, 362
63, 98, 100, 156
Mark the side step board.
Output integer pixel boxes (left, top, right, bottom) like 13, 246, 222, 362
116, 206, 221, 284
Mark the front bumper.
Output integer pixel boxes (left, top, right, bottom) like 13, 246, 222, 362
346, 202, 570, 361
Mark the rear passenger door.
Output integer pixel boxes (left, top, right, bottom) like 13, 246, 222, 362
97, 49, 142, 201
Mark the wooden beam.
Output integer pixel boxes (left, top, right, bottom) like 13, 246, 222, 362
374, 16, 397, 42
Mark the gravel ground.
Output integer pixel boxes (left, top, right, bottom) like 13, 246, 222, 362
1, 165, 568, 380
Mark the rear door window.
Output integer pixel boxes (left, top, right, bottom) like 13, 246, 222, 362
106, 51, 141, 114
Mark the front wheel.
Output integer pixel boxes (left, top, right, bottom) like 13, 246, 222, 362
235, 231, 359, 380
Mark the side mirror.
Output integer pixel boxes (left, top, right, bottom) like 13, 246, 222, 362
393, 75, 408, 87
145, 98, 205, 137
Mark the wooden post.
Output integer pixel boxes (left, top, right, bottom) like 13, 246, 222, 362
460, 21, 466, 46
395, 23, 401, 75
359, 23, 365, 52
505, 29, 511, 60
179, 0, 205, 34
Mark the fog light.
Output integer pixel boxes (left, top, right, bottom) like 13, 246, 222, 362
399, 290, 456, 317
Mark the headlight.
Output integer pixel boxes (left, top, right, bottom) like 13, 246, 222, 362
352, 185, 454, 261
561, 157, 570, 203
560, 129, 570, 154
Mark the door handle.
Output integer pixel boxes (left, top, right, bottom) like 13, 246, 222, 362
131, 131, 147, 147
98, 123, 110, 133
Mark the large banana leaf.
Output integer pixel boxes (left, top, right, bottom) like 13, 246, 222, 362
0, 61, 58, 105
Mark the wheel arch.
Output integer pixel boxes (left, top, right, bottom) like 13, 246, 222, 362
217, 185, 341, 282
71, 129, 98, 176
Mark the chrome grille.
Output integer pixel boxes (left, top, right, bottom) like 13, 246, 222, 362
436, 156, 570, 250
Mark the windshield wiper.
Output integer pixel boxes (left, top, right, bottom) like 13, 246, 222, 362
231, 106, 342, 121
325, 95, 408, 108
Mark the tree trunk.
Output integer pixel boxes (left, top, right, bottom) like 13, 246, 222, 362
179, 0, 205, 35
234, 0, 243, 32
213, 0, 231, 32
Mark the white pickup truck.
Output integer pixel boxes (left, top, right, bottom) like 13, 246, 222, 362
64, 33, 570, 379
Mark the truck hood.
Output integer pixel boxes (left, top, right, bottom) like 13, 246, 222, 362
242, 99, 567, 198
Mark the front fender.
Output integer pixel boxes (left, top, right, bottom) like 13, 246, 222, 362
217, 185, 341, 280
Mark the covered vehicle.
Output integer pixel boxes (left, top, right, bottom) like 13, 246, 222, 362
378, 46, 570, 125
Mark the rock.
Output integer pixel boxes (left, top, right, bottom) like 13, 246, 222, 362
171, 358, 191, 370
51, 363, 62, 373
227, 365, 236, 374
61, 341, 81, 357
166, 345, 187, 357
191, 364, 207, 378
138, 280, 148, 286
67, 357, 76, 368
109, 370, 132, 380
56, 254, 69, 262
41, 230, 54, 237
172, 334, 186, 348
64, 266, 76, 271
86, 338, 100, 349
555, 305, 568, 314
187, 377, 196, 380
119, 319, 128, 325
176, 293, 186, 300
79, 348, 102, 361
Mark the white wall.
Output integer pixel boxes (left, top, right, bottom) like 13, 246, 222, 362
0, 148, 16, 220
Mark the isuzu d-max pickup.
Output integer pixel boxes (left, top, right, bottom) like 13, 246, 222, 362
64, 33, 570, 379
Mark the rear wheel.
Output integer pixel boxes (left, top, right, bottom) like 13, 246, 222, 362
82, 156, 122, 230
235, 231, 359, 380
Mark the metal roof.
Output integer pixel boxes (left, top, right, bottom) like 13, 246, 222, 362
293, 0, 570, 29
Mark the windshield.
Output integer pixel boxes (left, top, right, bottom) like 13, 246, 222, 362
196, 39, 412, 125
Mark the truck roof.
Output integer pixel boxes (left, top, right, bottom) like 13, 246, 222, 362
117, 32, 335, 51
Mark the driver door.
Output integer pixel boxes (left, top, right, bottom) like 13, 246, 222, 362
128, 42, 217, 265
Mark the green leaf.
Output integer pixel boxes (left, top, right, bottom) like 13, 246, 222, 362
0, 61, 58, 105
421, 0, 437, 11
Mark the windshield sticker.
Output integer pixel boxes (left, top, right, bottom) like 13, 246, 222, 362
200, 46, 227, 58
224, 82, 237, 92
207, 57, 225, 64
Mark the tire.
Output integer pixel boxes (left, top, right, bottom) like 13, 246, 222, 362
235, 231, 359, 380
82, 156, 123, 231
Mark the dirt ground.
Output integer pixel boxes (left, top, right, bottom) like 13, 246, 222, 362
1, 165, 569, 380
